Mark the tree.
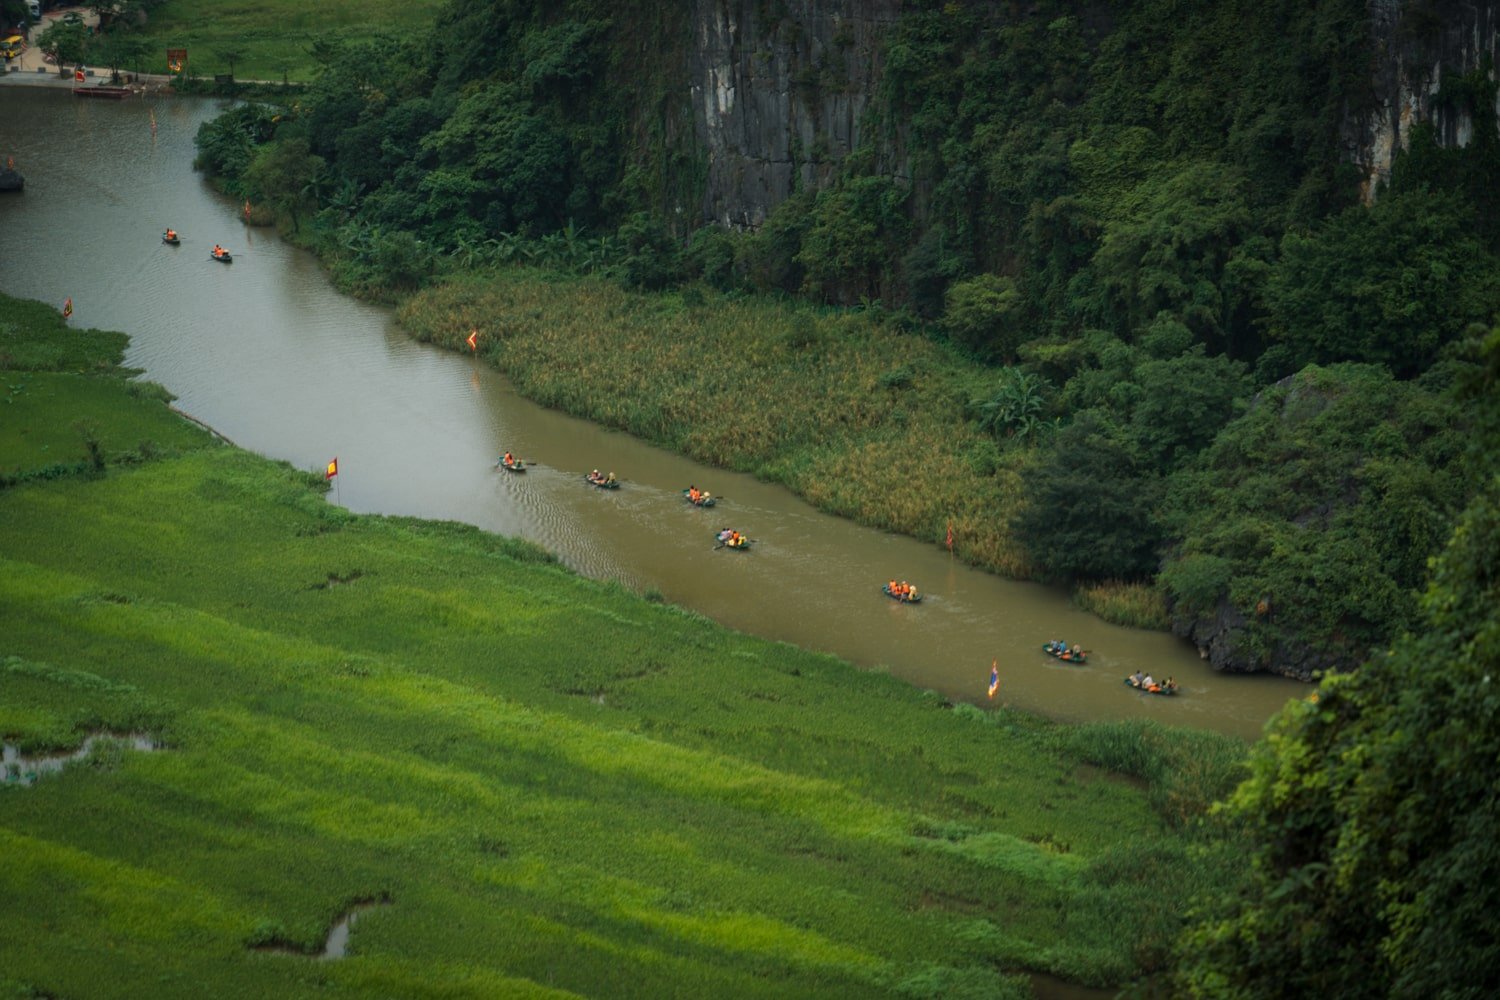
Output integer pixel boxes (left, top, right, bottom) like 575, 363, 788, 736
0, 0, 28, 30
192, 103, 278, 187
1130, 340, 1251, 471
615, 212, 682, 291
1012, 409, 1164, 581
944, 274, 1027, 361
797, 176, 909, 303
1176, 330, 1500, 997
243, 137, 324, 233
1086, 161, 1256, 347
36, 14, 89, 71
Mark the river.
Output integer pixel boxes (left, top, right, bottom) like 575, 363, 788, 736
0, 85, 1308, 740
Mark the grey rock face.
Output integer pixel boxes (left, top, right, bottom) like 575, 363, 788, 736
1345, 0, 1499, 202
689, 0, 903, 228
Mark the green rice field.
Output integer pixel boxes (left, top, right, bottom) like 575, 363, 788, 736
1, 291, 1248, 997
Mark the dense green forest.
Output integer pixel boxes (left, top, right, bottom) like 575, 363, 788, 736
185, 0, 1499, 681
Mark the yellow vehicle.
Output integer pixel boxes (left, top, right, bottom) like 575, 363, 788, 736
1, 36, 24, 61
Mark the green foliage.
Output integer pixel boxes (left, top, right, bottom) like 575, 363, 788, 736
1265, 188, 1500, 375
1160, 363, 1469, 666
243, 136, 324, 232
943, 274, 1025, 361
1012, 411, 1164, 582
192, 103, 279, 190
738, 192, 814, 294
797, 176, 910, 302
684, 224, 740, 291
420, 81, 573, 235
35, 14, 89, 67
615, 211, 684, 291
1177, 378, 1500, 995
901, 224, 970, 321
1129, 342, 1251, 470
970, 367, 1049, 442
1156, 554, 1234, 619
1085, 161, 1256, 346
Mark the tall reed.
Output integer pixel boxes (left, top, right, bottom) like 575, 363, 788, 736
399, 271, 1036, 577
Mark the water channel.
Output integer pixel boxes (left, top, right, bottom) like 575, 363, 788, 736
0, 86, 1308, 740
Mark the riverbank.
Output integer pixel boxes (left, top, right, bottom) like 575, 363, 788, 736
0, 290, 1249, 996
397, 269, 1169, 630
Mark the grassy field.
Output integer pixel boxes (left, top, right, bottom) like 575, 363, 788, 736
136, 0, 448, 82
399, 271, 1039, 578
0, 291, 1247, 997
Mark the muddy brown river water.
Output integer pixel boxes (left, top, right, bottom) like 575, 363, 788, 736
0, 85, 1308, 740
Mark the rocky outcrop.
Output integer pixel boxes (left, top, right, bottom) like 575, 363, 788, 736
1173, 597, 1351, 682
688, 0, 903, 228
1347, 0, 1500, 202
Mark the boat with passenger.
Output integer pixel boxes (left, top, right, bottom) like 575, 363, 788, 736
1042, 640, 1087, 664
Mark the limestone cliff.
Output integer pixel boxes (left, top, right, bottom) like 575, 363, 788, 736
1346, 0, 1499, 201
688, 0, 902, 228
681, 0, 1499, 225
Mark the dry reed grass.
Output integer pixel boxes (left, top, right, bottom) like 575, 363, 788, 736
399, 271, 1036, 578
1071, 580, 1171, 630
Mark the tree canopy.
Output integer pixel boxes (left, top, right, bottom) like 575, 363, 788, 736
1176, 327, 1500, 997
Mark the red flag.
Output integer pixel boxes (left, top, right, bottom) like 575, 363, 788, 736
988, 660, 1000, 699
325, 458, 338, 480
946, 520, 953, 551
62, 297, 73, 319
466, 329, 478, 352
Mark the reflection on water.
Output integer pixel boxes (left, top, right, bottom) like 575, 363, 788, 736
0, 86, 1307, 740
1, 733, 161, 786
321, 900, 391, 961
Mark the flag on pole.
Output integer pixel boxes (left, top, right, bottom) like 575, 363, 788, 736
62, 297, 73, 319
987, 660, 1000, 699
326, 458, 338, 480
946, 520, 954, 551
466, 329, 478, 352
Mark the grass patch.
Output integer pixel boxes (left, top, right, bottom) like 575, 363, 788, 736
137, 0, 448, 83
